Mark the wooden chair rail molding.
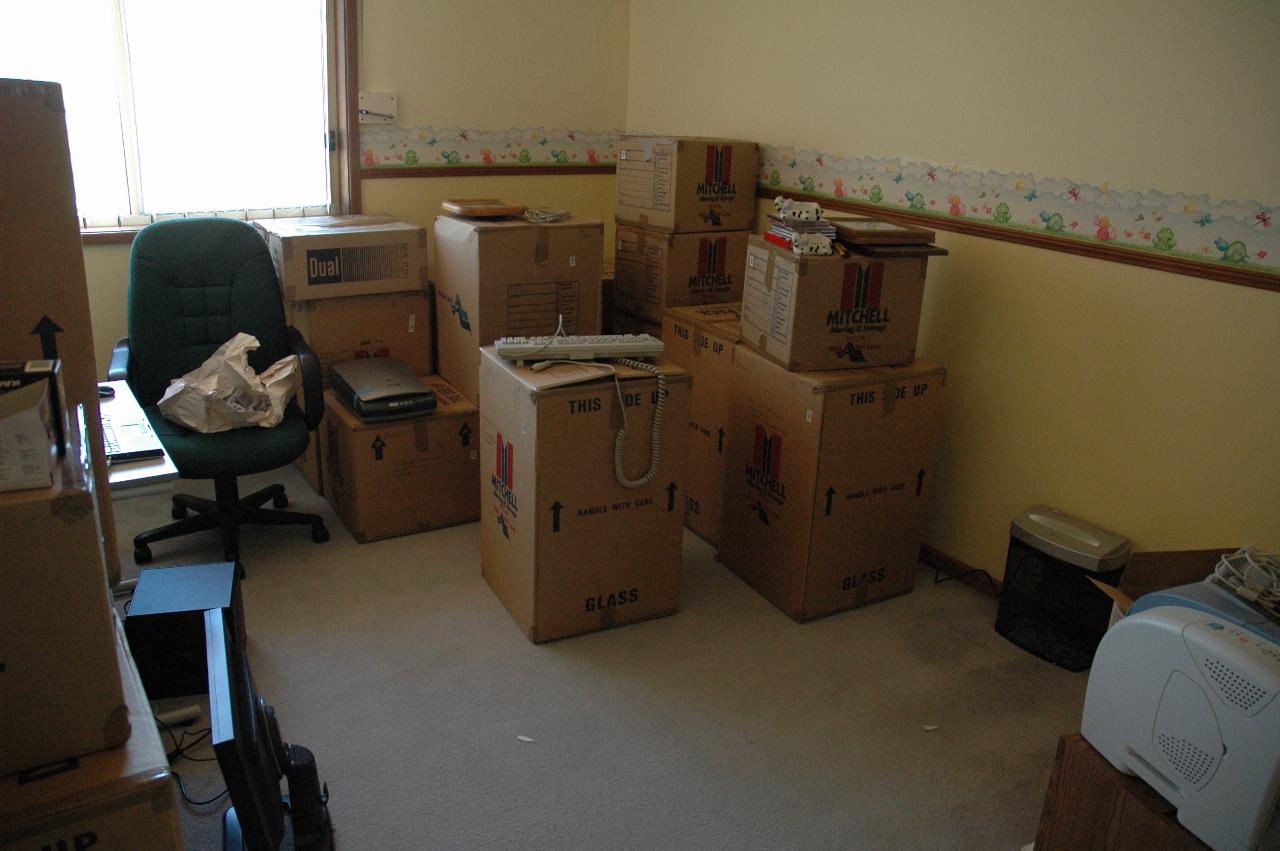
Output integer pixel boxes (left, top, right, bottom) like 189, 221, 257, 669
759, 187, 1280, 294
361, 164, 616, 179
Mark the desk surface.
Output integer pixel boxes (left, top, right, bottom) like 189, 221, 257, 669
101, 380, 179, 494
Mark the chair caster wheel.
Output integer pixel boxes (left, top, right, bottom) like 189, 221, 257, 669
311, 523, 329, 544
171, 505, 188, 520
273, 493, 289, 509
134, 545, 153, 564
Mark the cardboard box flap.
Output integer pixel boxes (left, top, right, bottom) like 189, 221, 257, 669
855, 243, 950, 258
256, 214, 413, 235
1094, 548, 1235, 614
666, 303, 742, 325
796, 361, 948, 394
835, 219, 937, 246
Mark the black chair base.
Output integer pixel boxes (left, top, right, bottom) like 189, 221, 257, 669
133, 477, 328, 571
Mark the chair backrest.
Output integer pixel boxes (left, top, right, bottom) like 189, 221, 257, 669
127, 218, 289, 406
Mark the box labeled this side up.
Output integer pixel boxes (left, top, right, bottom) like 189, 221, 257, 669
720, 345, 947, 622
741, 234, 943, 371
434, 214, 603, 403
661, 303, 742, 548
615, 136, 758, 233
613, 225, 748, 322
479, 348, 690, 643
255, 214, 428, 302
323, 376, 479, 543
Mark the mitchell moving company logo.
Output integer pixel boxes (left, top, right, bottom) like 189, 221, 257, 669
697, 145, 736, 201
491, 432, 518, 538
745, 425, 786, 507
827, 262, 890, 332
689, 236, 733, 292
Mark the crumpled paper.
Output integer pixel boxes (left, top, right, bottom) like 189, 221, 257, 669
158, 333, 299, 433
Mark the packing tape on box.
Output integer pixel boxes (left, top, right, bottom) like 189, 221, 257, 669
535, 229, 550, 265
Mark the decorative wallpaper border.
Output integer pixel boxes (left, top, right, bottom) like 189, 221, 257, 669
759, 144, 1279, 278
360, 125, 620, 168
357, 125, 1278, 281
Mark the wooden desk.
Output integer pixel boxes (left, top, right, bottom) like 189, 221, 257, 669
100, 380, 178, 497
1036, 733, 1209, 850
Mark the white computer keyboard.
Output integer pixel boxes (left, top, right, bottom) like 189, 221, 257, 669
494, 333, 665, 361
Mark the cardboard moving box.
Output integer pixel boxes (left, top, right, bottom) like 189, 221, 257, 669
286, 289, 435, 386
0, 613, 181, 851
0, 409, 129, 776
720, 345, 947, 622
434, 214, 603, 403
741, 234, 945, 371
479, 348, 691, 642
323, 376, 479, 543
661, 303, 742, 548
0, 360, 65, 493
1089, 548, 1236, 629
615, 136, 758, 233
255, 214, 428, 302
1, 79, 120, 584
614, 225, 748, 322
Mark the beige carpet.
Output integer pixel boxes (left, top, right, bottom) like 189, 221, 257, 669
113, 467, 1087, 850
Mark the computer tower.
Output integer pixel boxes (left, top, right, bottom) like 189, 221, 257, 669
124, 561, 242, 699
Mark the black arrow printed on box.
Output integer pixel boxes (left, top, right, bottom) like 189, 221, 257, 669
666, 482, 677, 511
32, 315, 63, 360
550, 501, 563, 532
825, 487, 835, 516
371, 436, 386, 461
458, 423, 472, 446
916, 469, 926, 496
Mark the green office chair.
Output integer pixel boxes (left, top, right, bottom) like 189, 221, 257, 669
109, 217, 329, 570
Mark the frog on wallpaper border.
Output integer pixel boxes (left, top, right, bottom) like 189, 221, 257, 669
1214, 238, 1248, 263
906, 191, 926, 211
1152, 227, 1177, 251
992, 202, 1012, 224
869, 184, 883, 203
1039, 211, 1065, 234
441, 150, 462, 165
403, 149, 419, 166
798, 175, 816, 193
517, 148, 532, 164
768, 170, 781, 187
550, 150, 570, 165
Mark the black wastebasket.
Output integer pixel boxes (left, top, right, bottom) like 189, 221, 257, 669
995, 505, 1131, 671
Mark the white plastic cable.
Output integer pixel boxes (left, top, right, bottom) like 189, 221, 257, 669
1213, 545, 1280, 616
611, 357, 666, 489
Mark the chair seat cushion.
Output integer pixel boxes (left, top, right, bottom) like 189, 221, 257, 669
146, 404, 310, 480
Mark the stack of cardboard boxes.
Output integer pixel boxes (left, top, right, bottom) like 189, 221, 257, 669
718, 222, 950, 621
610, 136, 758, 335
256, 215, 479, 543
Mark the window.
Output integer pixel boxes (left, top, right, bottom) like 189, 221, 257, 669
0, 0, 336, 225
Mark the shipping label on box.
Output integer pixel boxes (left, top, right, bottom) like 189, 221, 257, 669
433, 214, 603, 403
616, 136, 759, 233
0, 360, 66, 493
614, 226, 748, 322
662, 304, 742, 547
720, 345, 947, 621
479, 348, 690, 642
323, 376, 479, 542
286, 289, 434, 386
255, 214, 428, 302
741, 235, 935, 371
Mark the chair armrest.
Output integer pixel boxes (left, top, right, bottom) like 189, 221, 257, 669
286, 326, 323, 431
108, 337, 131, 381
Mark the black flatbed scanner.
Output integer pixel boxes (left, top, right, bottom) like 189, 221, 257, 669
330, 358, 436, 422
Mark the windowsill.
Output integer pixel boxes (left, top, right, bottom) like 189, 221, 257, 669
82, 228, 142, 246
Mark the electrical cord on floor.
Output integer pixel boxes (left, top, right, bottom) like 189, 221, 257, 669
156, 715, 228, 805
611, 357, 666, 489
171, 770, 230, 807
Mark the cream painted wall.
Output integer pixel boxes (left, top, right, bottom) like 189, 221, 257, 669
629, 0, 1279, 203
604, 0, 1280, 579
360, 0, 629, 129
